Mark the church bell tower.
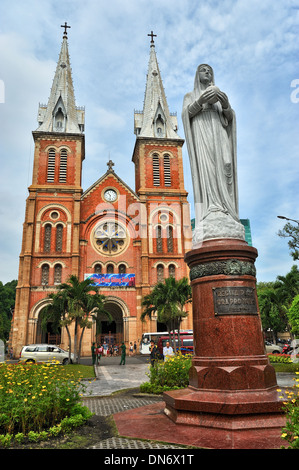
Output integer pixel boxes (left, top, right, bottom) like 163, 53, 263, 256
132, 33, 192, 324
11, 24, 85, 354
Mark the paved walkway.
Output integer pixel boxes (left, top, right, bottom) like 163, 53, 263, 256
81, 355, 297, 449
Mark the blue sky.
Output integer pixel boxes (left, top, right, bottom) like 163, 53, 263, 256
0, 0, 298, 284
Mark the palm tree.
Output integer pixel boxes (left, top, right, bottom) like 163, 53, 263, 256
141, 276, 192, 352
42, 275, 111, 363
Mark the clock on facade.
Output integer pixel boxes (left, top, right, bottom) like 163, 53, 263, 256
104, 189, 117, 202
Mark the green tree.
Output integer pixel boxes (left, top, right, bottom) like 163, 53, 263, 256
273, 265, 299, 306
257, 282, 286, 343
0, 280, 17, 342
278, 221, 299, 261
42, 275, 111, 363
287, 294, 299, 337
141, 277, 192, 351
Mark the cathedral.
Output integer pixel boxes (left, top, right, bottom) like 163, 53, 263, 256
10, 28, 193, 357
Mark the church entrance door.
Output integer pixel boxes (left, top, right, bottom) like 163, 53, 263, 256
96, 301, 124, 350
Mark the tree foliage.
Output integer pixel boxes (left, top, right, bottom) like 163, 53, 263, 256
141, 277, 192, 350
42, 275, 111, 363
0, 280, 17, 342
278, 222, 299, 261
257, 265, 299, 340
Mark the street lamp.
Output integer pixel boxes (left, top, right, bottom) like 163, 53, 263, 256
277, 216, 299, 224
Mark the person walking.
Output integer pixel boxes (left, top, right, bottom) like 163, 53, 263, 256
163, 340, 174, 361
150, 340, 159, 367
91, 342, 96, 365
120, 342, 126, 365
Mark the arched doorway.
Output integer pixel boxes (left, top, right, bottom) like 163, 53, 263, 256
96, 300, 124, 348
36, 307, 61, 345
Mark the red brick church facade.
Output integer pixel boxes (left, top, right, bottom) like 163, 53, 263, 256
10, 31, 192, 357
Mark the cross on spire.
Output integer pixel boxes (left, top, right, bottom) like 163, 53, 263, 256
107, 159, 114, 171
148, 30, 157, 46
61, 22, 71, 38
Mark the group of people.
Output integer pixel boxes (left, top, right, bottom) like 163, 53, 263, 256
91, 340, 138, 366
91, 342, 118, 364
149, 339, 174, 366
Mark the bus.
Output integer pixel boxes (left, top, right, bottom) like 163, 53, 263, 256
139, 330, 193, 354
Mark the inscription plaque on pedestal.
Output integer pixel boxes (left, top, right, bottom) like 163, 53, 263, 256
213, 286, 258, 316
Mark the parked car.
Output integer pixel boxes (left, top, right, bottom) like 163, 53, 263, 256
19, 344, 74, 364
265, 341, 283, 354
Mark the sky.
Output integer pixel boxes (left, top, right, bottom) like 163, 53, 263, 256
0, 0, 298, 284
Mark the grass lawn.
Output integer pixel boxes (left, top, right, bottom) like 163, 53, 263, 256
271, 362, 299, 373
63, 364, 95, 379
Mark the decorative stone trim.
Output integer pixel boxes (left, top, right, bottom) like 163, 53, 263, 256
190, 259, 256, 281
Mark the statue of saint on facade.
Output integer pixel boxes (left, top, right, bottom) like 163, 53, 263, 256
182, 64, 245, 244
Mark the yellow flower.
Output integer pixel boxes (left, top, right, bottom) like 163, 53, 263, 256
281, 433, 287, 438
24, 398, 27, 402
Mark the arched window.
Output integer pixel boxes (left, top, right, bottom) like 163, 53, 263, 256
167, 226, 174, 253
168, 264, 176, 278
55, 224, 63, 252
152, 154, 160, 186
107, 264, 114, 274
163, 154, 171, 186
47, 149, 56, 182
59, 149, 67, 182
157, 264, 164, 283
118, 264, 126, 274
41, 264, 49, 286
44, 224, 52, 253
54, 264, 62, 284
94, 264, 102, 274
156, 225, 163, 253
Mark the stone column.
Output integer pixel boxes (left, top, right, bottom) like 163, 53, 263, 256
163, 238, 286, 449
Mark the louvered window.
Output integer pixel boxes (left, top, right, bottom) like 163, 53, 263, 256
156, 225, 163, 253
167, 226, 174, 253
44, 224, 52, 252
153, 154, 160, 186
41, 264, 49, 286
55, 224, 63, 252
54, 264, 62, 284
47, 149, 56, 182
59, 149, 67, 182
157, 264, 164, 283
169, 264, 175, 278
164, 155, 171, 186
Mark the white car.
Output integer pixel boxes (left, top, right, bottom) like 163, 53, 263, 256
19, 344, 74, 364
265, 341, 283, 354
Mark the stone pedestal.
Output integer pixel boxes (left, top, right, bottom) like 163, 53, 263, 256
163, 238, 286, 449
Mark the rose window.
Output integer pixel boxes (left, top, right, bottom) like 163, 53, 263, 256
93, 221, 127, 255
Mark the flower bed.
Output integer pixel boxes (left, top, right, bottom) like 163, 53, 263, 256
268, 353, 298, 364
0, 362, 91, 445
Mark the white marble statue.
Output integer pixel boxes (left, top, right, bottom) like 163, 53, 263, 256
182, 64, 245, 244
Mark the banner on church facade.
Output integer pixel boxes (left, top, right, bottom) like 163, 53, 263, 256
85, 273, 135, 287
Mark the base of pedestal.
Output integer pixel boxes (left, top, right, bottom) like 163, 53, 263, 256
162, 386, 286, 449
160, 238, 287, 448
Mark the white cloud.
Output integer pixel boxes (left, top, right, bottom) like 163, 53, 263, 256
0, 0, 298, 283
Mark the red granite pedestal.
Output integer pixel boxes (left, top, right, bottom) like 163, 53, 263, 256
163, 238, 286, 449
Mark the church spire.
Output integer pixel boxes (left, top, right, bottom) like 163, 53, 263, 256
36, 24, 84, 134
134, 32, 179, 139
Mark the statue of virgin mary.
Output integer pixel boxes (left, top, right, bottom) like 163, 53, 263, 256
182, 64, 245, 244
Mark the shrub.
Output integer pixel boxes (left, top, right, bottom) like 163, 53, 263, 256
140, 353, 192, 394
278, 372, 299, 449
